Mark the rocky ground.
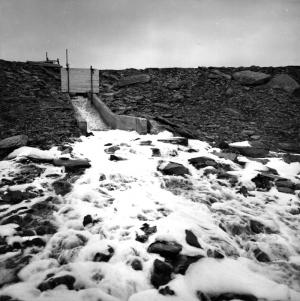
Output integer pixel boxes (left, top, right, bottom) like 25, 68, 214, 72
0, 59, 81, 158
99, 66, 300, 151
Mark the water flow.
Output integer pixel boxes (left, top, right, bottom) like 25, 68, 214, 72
71, 96, 109, 131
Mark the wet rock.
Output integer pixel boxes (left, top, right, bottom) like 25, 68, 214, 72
140, 140, 152, 146
229, 141, 269, 158
83, 214, 93, 227
151, 259, 173, 288
52, 180, 72, 196
283, 153, 300, 164
109, 155, 126, 161
168, 254, 203, 274
104, 145, 120, 154
232, 70, 271, 86
157, 137, 189, 147
268, 74, 300, 94
53, 158, 91, 171
251, 173, 274, 190
20, 229, 36, 236
159, 286, 175, 296
249, 219, 265, 234
185, 230, 202, 248
99, 173, 106, 181
275, 179, 295, 189
0, 254, 31, 287
207, 249, 225, 259
189, 156, 231, 171
93, 246, 114, 262
0, 245, 13, 255
38, 274, 76, 291
23, 237, 46, 248
1, 214, 23, 226
131, 258, 143, 271
2, 190, 35, 205
213, 152, 238, 162
210, 293, 258, 301
253, 248, 271, 262
136, 223, 157, 243
151, 148, 161, 157
157, 161, 189, 176
277, 187, 295, 194
148, 241, 182, 258
118, 74, 151, 87
0, 295, 22, 301
35, 222, 57, 235
0, 135, 28, 150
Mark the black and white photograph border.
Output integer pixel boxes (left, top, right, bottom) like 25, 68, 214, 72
0, 1, 300, 301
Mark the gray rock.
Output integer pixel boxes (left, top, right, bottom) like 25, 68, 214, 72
157, 161, 189, 176
185, 230, 202, 248
148, 241, 182, 258
0, 135, 28, 150
233, 70, 271, 86
53, 158, 91, 171
229, 141, 269, 158
158, 137, 188, 147
268, 74, 300, 94
118, 74, 150, 87
188, 156, 232, 171
277, 186, 295, 194
211, 69, 231, 80
52, 180, 72, 196
150, 259, 173, 288
38, 275, 76, 291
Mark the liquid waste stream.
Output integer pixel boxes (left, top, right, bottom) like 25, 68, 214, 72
0, 122, 300, 300
71, 96, 109, 131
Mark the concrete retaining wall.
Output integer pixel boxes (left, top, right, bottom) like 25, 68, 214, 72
91, 94, 148, 135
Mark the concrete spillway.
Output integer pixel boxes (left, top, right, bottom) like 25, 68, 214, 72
71, 96, 109, 132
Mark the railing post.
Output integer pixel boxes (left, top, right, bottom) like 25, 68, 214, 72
90, 65, 94, 97
66, 49, 70, 93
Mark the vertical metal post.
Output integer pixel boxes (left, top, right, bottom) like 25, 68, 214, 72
90, 65, 94, 97
66, 49, 70, 93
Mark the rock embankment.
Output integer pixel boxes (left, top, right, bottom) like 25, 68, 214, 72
99, 66, 300, 151
0, 59, 81, 158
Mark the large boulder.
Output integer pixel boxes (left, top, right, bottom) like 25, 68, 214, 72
117, 74, 150, 87
268, 74, 300, 95
232, 70, 271, 86
229, 141, 269, 158
0, 135, 28, 150
157, 161, 190, 176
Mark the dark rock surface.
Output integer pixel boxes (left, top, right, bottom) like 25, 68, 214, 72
157, 161, 190, 176
150, 259, 173, 288
148, 241, 183, 258
0, 59, 81, 154
38, 275, 76, 291
99, 66, 300, 150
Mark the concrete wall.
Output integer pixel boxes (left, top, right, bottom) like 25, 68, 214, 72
91, 94, 148, 135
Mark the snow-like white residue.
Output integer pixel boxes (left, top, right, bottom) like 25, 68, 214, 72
0, 130, 300, 301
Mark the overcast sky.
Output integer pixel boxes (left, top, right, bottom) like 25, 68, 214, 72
0, 0, 299, 69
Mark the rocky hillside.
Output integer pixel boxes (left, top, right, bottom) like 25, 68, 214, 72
0, 59, 81, 155
99, 66, 300, 151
